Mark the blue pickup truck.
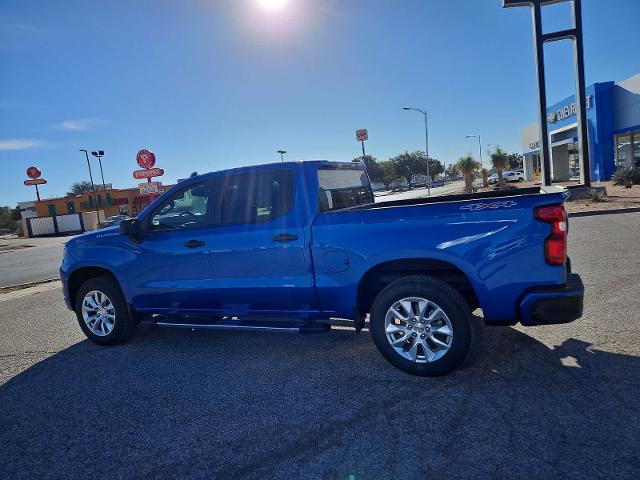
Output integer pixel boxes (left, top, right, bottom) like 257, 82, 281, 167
61, 161, 583, 375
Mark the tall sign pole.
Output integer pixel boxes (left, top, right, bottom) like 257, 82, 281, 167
356, 129, 368, 158
24, 166, 47, 201
503, 0, 591, 187
134, 149, 165, 201
80, 149, 100, 218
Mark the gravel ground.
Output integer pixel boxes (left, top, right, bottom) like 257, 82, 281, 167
0, 213, 639, 479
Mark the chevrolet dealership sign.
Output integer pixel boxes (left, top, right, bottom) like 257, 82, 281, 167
548, 95, 593, 124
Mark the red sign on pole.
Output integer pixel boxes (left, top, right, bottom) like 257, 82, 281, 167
136, 149, 156, 169
24, 178, 47, 186
133, 167, 164, 180
356, 129, 368, 142
26, 166, 42, 179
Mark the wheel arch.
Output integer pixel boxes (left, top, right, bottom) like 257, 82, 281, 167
356, 258, 480, 317
67, 266, 120, 309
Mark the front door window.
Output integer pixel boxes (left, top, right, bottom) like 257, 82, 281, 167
150, 182, 211, 231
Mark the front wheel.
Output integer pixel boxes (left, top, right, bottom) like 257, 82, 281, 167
75, 275, 136, 346
518, 177, 525, 182
370, 275, 479, 376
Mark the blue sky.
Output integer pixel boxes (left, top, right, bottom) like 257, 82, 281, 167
1, 0, 639, 205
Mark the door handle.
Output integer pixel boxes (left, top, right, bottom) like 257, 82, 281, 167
273, 233, 298, 243
184, 239, 206, 249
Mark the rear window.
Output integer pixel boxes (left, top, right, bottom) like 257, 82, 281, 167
318, 167, 373, 212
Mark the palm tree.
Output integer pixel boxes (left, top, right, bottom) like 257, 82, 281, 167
490, 148, 509, 188
481, 168, 489, 188
456, 156, 480, 193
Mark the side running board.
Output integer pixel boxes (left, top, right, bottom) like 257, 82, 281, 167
153, 319, 331, 334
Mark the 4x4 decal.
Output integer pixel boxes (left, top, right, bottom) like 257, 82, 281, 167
460, 200, 517, 212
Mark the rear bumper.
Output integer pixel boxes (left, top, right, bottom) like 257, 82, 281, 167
519, 273, 584, 326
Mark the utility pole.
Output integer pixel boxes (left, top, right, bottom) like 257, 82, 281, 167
79, 149, 101, 220
91, 150, 106, 190
403, 107, 431, 197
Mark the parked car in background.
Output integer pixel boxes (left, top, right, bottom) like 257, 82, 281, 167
489, 171, 525, 184
99, 215, 130, 229
504, 170, 525, 182
61, 161, 583, 376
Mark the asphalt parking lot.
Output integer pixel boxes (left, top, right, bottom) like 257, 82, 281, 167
1, 212, 639, 480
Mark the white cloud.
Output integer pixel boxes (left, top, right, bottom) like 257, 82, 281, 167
55, 118, 103, 131
0, 138, 44, 150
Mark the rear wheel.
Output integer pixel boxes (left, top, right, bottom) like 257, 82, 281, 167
75, 275, 136, 345
370, 275, 478, 376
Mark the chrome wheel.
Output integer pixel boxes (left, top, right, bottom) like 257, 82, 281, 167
384, 297, 453, 363
81, 290, 116, 337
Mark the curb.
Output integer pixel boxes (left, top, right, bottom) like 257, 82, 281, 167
0, 277, 60, 294
568, 207, 640, 218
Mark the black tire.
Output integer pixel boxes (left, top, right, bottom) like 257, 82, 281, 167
370, 275, 479, 376
74, 275, 136, 346
518, 177, 525, 182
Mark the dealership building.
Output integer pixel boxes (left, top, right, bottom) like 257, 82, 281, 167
521, 72, 640, 182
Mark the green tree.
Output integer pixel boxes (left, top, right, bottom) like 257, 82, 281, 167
392, 151, 418, 185
507, 153, 523, 170
11, 205, 21, 221
490, 147, 509, 187
0, 206, 18, 232
445, 163, 460, 180
67, 181, 94, 196
376, 160, 399, 190
391, 151, 428, 185
352, 155, 380, 180
456, 156, 481, 193
428, 158, 444, 178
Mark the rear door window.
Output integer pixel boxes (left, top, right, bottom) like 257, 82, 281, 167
318, 166, 373, 212
219, 169, 294, 225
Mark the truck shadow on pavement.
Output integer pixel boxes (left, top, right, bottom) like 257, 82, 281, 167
1, 324, 639, 479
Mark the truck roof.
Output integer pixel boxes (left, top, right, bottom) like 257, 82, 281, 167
193, 160, 362, 180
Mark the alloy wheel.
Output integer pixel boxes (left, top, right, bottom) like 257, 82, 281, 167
384, 297, 453, 363
81, 290, 116, 337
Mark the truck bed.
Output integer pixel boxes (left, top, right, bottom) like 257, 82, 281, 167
350, 186, 544, 211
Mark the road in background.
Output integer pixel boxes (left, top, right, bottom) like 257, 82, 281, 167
1, 212, 639, 479
0, 236, 71, 288
374, 180, 464, 202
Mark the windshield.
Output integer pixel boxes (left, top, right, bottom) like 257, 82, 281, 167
318, 167, 374, 212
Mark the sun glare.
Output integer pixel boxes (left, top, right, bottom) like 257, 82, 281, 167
258, 0, 288, 11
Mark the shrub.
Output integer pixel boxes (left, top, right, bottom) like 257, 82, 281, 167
589, 188, 607, 202
612, 166, 636, 188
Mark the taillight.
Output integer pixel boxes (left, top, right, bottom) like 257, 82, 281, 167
535, 204, 567, 266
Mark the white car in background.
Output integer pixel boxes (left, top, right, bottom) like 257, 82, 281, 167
487, 170, 525, 184
504, 170, 525, 182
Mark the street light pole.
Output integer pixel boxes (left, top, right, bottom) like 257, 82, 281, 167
403, 107, 431, 197
79, 149, 100, 220
277, 150, 287, 162
91, 150, 106, 190
466, 135, 483, 169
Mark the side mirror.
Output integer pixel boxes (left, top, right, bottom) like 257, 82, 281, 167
119, 218, 142, 242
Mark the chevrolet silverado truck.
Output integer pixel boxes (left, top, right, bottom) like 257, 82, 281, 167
61, 161, 583, 376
